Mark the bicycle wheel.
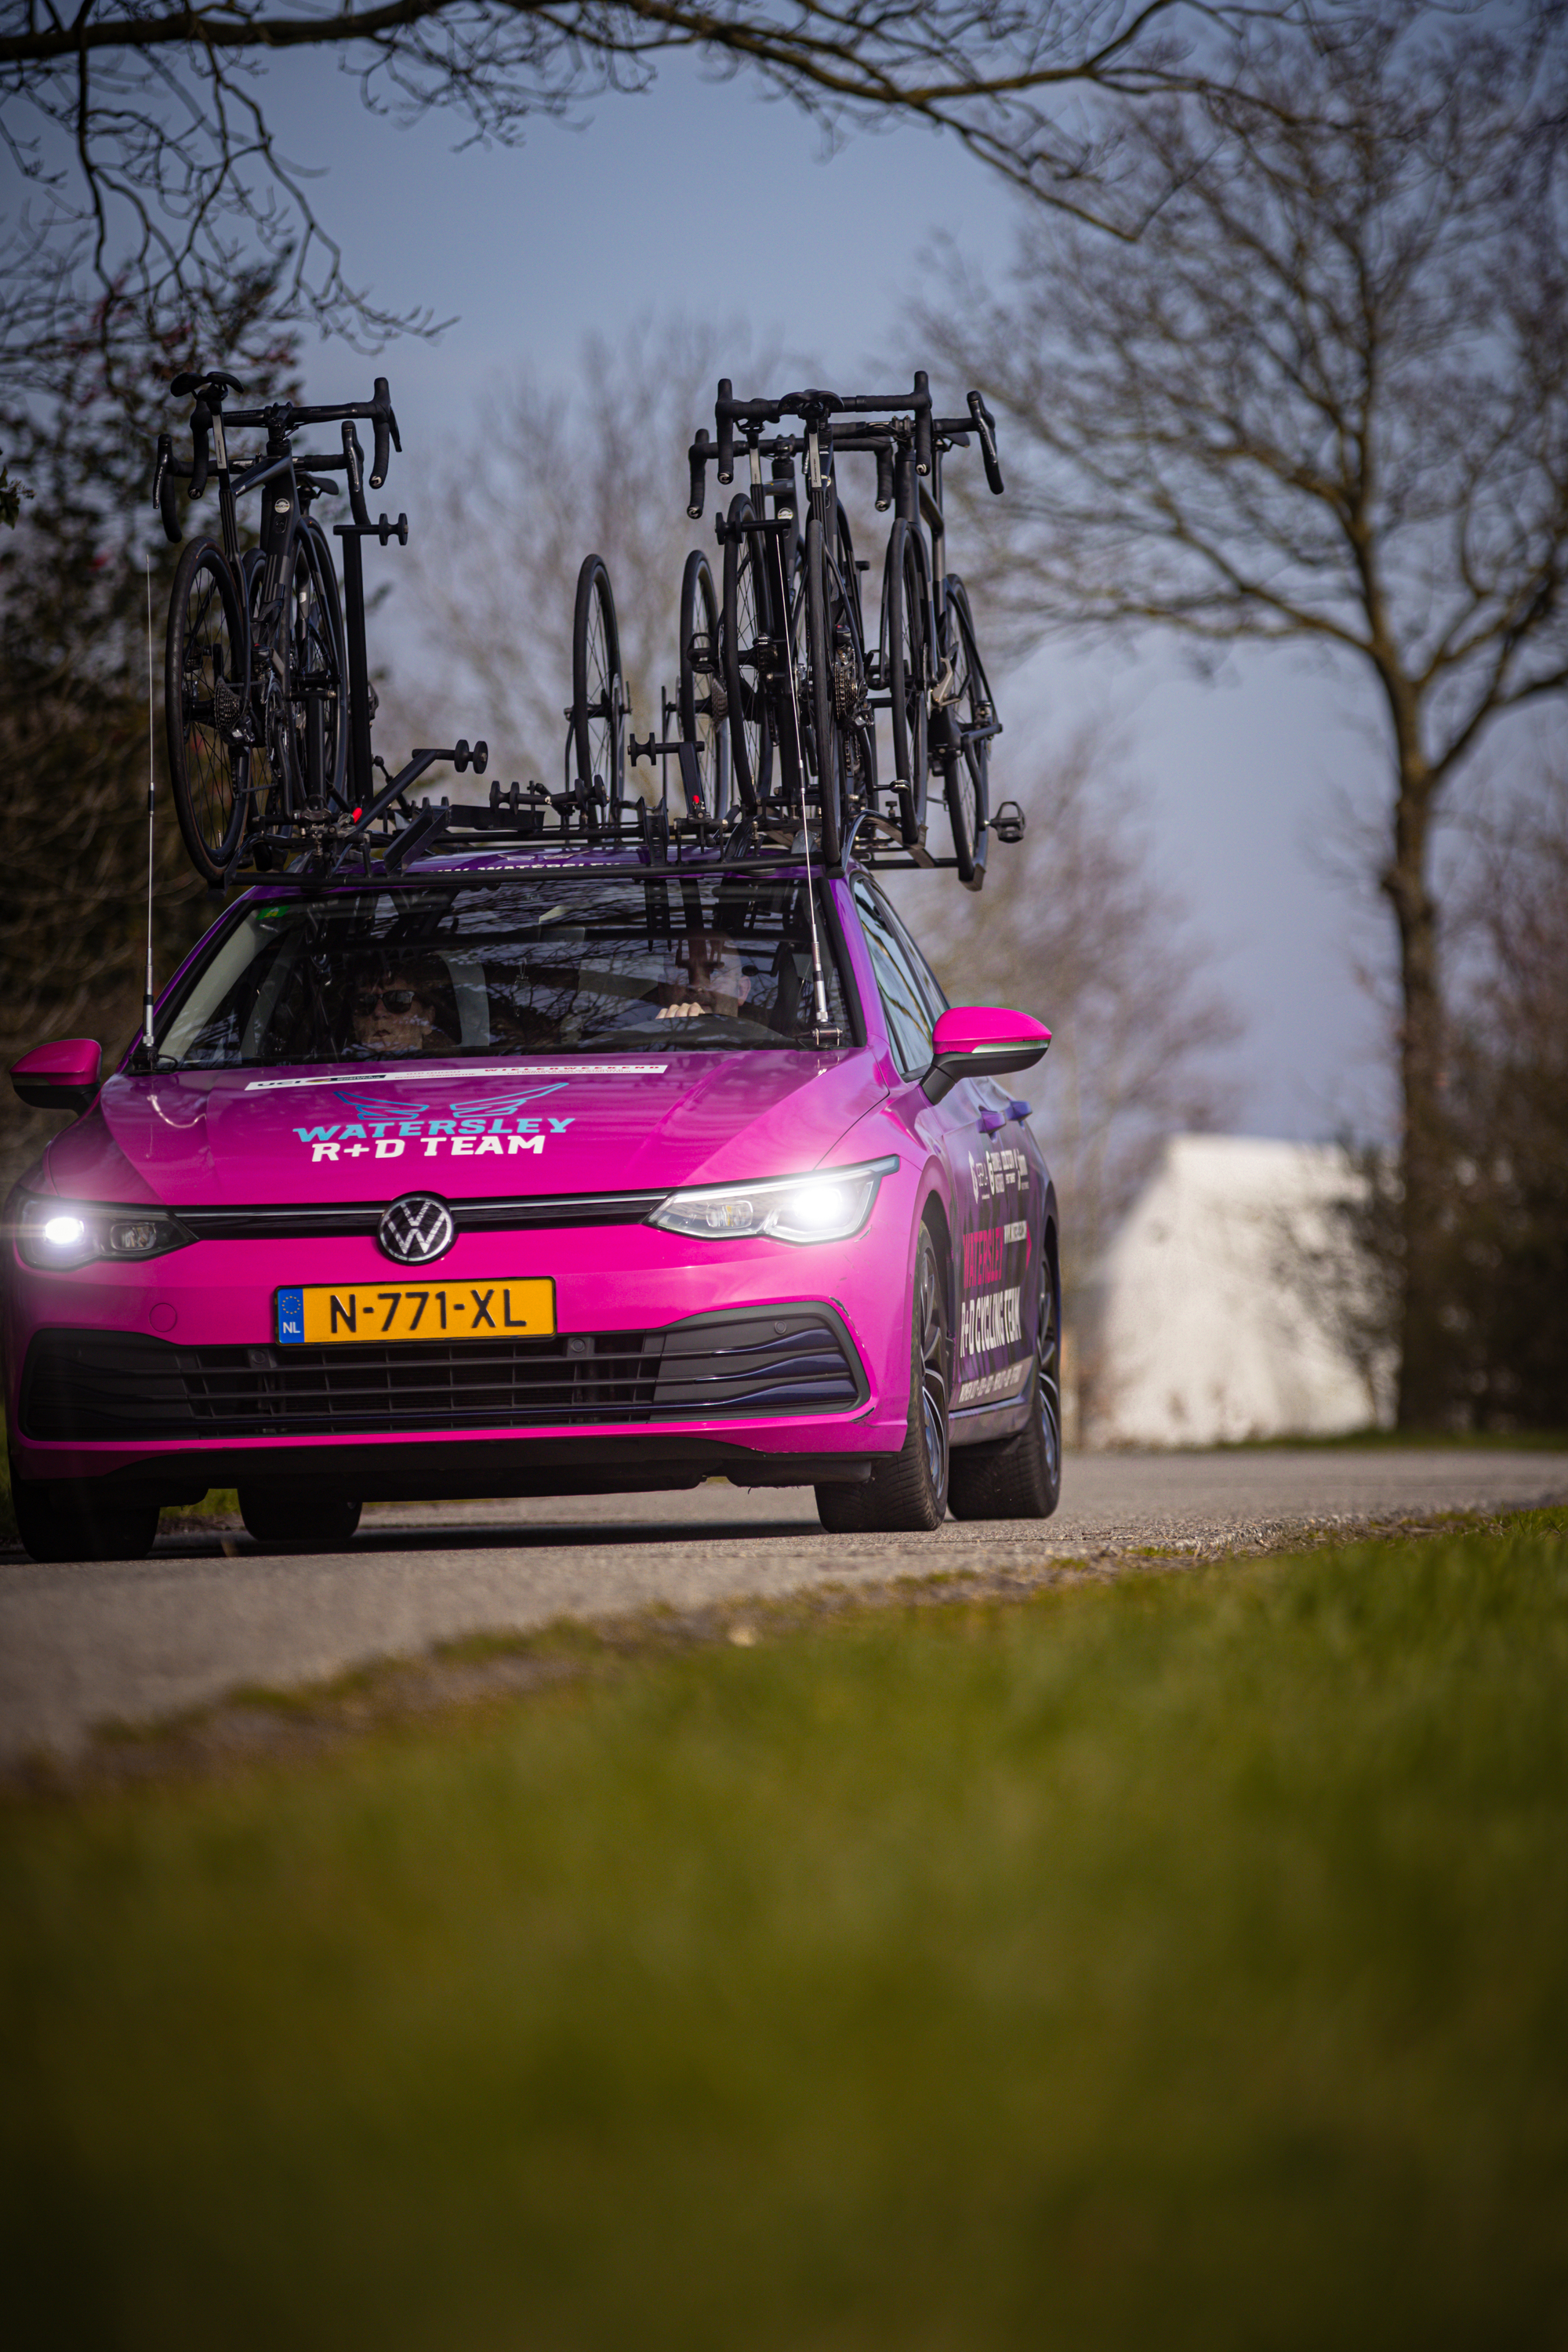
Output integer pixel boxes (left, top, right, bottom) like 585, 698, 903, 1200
238, 549, 285, 862
165, 537, 249, 887
572, 554, 626, 806
880, 518, 929, 835
720, 494, 772, 810
677, 549, 728, 818
289, 522, 349, 813
804, 510, 844, 869
938, 577, 993, 889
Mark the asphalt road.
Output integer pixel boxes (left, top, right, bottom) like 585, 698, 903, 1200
4, 1446, 1567, 1762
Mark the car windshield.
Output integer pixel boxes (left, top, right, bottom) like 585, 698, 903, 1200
154, 872, 853, 1068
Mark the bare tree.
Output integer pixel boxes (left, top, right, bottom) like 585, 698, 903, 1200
1429, 758, 1568, 1427
883, 720, 1240, 1432
390, 314, 778, 786
0, 279, 299, 1196
0, 1, 1285, 404
917, 2, 1568, 1425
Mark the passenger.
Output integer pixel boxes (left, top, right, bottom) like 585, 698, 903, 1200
350, 960, 458, 1056
658, 928, 751, 1022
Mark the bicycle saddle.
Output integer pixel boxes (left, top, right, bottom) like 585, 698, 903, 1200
170, 368, 245, 401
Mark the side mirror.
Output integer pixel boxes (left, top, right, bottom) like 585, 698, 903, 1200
924, 1006, 1051, 1105
9, 1039, 103, 1116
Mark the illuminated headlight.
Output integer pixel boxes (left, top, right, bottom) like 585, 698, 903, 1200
16, 1198, 192, 1271
650, 1156, 896, 1245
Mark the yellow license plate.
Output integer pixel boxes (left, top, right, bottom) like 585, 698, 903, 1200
276, 1279, 555, 1346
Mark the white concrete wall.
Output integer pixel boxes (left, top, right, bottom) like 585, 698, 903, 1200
1087, 1134, 1394, 1447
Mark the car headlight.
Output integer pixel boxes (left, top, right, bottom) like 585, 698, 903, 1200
15, 1197, 193, 1271
649, 1156, 897, 1245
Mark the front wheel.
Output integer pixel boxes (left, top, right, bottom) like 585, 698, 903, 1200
165, 536, 249, 886
935, 577, 992, 890
720, 494, 772, 810
947, 1236, 1062, 1520
571, 554, 626, 808
677, 549, 728, 818
816, 1222, 949, 1533
238, 1486, 362, 1549
804, 511, 845, 869
9, 1465, 161, 1563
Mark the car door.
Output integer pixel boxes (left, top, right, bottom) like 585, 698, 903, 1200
850, 878, 1040, 1416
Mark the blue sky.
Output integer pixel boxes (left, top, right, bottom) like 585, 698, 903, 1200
23, 45, 1413, 1139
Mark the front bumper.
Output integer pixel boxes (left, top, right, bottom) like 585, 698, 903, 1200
5, 1219, 913, 1491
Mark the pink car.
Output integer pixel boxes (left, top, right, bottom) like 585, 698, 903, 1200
4, 849, 1056, 1560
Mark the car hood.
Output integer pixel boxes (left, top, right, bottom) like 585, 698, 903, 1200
44, 1052, 888, 1206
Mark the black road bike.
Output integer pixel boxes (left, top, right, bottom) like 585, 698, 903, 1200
687, 375, 1004, 884
155, 372, 401, 884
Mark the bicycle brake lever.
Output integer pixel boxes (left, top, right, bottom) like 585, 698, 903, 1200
153, 434, 183, 545
341, 421, 372, 528
967, 389, 1004, 495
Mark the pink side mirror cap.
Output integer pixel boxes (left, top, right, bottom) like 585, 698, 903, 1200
925, 1006, 1051, 1104
9, 1038, 103, 1116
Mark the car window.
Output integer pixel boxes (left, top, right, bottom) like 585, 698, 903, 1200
866, 882, 949, 1032
851, 878, 935, 1080
154, 873, 853, 1069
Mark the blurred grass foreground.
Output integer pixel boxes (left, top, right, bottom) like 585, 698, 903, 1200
4, 1517, 1568, 2348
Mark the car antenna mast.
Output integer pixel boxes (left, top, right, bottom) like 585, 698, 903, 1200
142, 554, 157, 1056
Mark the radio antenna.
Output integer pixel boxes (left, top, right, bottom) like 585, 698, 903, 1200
143, 554, 156, 1055
770, 457, 830, 1033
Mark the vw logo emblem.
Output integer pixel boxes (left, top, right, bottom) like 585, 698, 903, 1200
379, 1193, 456, 1266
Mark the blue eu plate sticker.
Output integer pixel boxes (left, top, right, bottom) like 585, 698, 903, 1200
277, 1287, 305, 1345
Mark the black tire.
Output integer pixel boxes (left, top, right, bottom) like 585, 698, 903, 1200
677, 549, 728, 818
816, 1221, 950, 1534
165, 536, 248, 886
238, 1486, 362, 1549
880, 518, 930, 837
9, 1465, 160, 1563
720, 493, 772, 810
238, 547, 284, 859
936, 578, 992, 889
804, 510, 844, 870
289, 522, 350, 814
947, 1234, 1062, 1520
571, 554, 626, 807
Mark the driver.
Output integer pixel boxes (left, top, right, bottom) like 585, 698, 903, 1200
350, 959, 458, 1057
657, 927, 751, 1022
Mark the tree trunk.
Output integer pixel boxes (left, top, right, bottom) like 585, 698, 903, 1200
1381, 748, 1447, 1428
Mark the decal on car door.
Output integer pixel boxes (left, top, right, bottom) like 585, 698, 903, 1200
954, 1134, 1035, 1406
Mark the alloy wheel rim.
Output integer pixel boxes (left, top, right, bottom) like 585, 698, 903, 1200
918, 1245, 949, 1497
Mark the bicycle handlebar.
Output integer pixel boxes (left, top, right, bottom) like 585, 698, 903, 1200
702, 371, 999, 501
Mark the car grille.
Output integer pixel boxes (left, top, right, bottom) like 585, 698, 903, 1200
173, 1189, 670, 1241
20, 1312, 863, 1441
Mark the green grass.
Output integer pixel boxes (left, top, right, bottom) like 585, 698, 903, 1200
4, 1518, 1568, 2348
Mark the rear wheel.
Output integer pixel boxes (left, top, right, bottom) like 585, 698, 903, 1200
165, 536, 248, 886
720, 494, 772, 810
947, 1236, 1062, 1520
677, 549, 728, 818
238, 1486, 362, 1549
816, 1222, 949, 1533
571, 554, 626, 808
880, 518, 929, 838
9, 1465, 161, 1563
